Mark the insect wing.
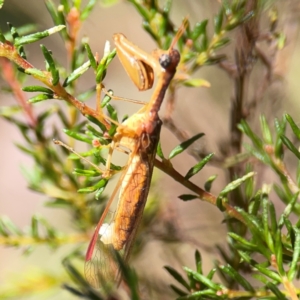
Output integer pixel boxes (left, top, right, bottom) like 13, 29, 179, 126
84, 168, 127, 287
85, 238, 118, 287
84, 150, 137, 287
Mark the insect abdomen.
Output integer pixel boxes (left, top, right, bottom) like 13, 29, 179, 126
113, 154, 149, 250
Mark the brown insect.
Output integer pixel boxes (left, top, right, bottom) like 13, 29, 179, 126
84, 23, 185, 287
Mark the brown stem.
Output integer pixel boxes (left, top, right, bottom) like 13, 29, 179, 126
226, 1, 260, 209
154, 158, 246, 225
0, 58, 37, 127
0, 42, 111, 129
163, 116, 189, 141
52, 83, 110, 129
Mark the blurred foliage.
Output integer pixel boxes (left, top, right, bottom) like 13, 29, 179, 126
1, 0, 300, 299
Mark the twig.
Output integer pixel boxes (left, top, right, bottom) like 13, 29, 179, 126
154, 158, 246, 225
0, 58, 36, 127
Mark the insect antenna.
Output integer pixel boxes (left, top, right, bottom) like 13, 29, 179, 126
169, 17, 189, 51
102, 87, 147, 105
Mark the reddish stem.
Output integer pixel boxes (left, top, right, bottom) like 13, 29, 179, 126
0, 58, 37, 127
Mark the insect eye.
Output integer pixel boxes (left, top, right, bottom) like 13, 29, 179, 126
159, 54, 171, 69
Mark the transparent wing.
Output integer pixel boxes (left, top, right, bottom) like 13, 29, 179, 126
84, 237, 119, 288
84, 157, 130, 288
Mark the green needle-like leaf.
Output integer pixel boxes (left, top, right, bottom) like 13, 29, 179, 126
14, 25, 65, 46
249, 191, 262, 216
238, 251, 281, 282
23, 86, 53, 93
204, 175, 217, 192
169, 133, 204, 159
86, 115, 107, 133
235, 208, 272, 258
63, 129, 93, 144
219, 264, 255, 292
191, 20, 208, 41
280, 135, 300, 159
31, 216, 39, 239
106, 104, 118, 136
96, 63, 107, 83
219, 172, 254, 197
73, 168, 101, 176
262, 197, 275, 252
182, 78, 210, 88
275, 229, 284, 276
45, 0, 59, 26
239, 119, 263, 150
265, 282, 287, 300
228, 232, 258, 251
78, 178, 108, 193
214, 9, 223, 34
81, 0, 97, 20
0, 217, 23, 236
206, 268, 216, 280
274, 117, 286, 158
0, 219, 9, 237
269, 201, 277, 234
285, 114, 300, 140
177, 290, 216, 299
282, 192, 299, 220
178, 194, 198, 201
260, 115, 273, 144
25, 68, 47, 79
288, 227, 300, 281
185, 153, 214, 180
170, 285, 187, 297
84, 43, 97, 70
129, 0, 151, 22
63, 60, 91, 87
184, 267, 222, 291
213, 37, 230, 49
164, 266, 190, 291
195, 250, 202, 274
28, 94, 53, 103
156, 141, 165, 160
101, 91, 113, 108
40, 44, 59, 85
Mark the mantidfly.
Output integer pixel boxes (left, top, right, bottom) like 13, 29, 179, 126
84, 21, 186, 287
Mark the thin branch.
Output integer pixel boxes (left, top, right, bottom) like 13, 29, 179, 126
0, 58, 36, 127
154, 158, 246, 225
